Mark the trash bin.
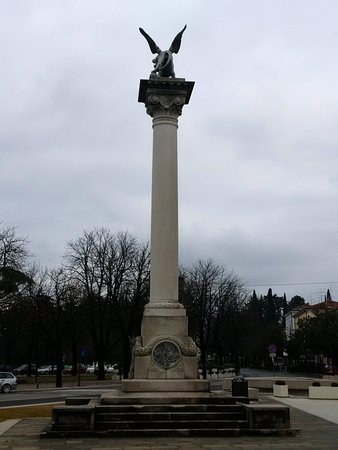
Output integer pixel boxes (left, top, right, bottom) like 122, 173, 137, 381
232, 376, 248, 397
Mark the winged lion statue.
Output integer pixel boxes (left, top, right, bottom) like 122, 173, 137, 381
139, 25, 187, 78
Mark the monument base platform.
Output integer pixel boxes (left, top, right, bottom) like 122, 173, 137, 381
101, 389, 228, 405
120, 378, 210, 393
42, 389, 298, 438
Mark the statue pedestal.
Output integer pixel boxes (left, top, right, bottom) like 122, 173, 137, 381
121, 78, 208, 393
122, 307, 209, 392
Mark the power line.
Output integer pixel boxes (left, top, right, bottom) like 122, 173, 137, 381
245, 281, 338, 287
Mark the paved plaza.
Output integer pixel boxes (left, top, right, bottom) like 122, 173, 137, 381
0, 396, 337, 449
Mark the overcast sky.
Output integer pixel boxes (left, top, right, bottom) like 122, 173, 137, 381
1, 0, 338, 303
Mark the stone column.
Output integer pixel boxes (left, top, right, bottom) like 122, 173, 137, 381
121, 77, 208, 392
141, 78, 193, 310
149, 112, 179, 308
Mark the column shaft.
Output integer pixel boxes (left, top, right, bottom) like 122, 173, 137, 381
150, 115, 179, 306
138, 77, 194, 313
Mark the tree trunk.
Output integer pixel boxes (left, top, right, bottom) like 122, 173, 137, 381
96, 343, 106, 380
122, 335, 131, 379
55, 338, 63, 388
200, 344, 207, 379
71, 343, 78, 376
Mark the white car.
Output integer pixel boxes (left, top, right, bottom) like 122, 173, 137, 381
38, 365, 54, 375
0, 372, 17, 393
106, 364, 118, 374
85, 365, 96, 374
86, 364, 107, 374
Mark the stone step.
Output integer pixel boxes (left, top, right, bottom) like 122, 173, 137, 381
95, 411, 246, 422
94, 401, 248, 433
101, 395, 246, 405
44, 393, 295, 438
95, 419, 249, 431
95, 403, 245, 414
89, 427, 293, 438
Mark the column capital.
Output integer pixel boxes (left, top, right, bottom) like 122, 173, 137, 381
138, 77, 194, 119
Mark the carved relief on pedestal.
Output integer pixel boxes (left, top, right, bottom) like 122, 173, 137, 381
152, 340, 181, 370
134, 335, 197, 358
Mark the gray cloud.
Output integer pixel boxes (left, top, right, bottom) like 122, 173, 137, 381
1, 0, 338, 302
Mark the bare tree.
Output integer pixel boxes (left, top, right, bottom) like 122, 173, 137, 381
65, 228, 113, 379
13, 266, 50, 376
110, 238, 150, 377
0, 224, 29, 269
181, 260, 223, 378
0, 224, 32, 304
65, 228, 150, 379
61, 279, 85, 377
180, 259, 247, 378
0, 225, 32, 368
211, 272, 248, 370
46, 268, 74, 387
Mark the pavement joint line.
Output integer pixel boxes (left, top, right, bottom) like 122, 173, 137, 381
0, 419, 21, 435
17, 385, 118, 393
0, 402, 64, 409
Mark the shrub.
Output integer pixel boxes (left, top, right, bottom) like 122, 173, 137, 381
312, 381, 321, 386
274, 380, 286, 385
331, 382, 338, 387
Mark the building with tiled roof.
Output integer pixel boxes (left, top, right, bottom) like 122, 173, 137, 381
284, 292, 338, 339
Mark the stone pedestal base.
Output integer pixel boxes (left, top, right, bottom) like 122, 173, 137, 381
121, 379, 209, 393
133, 354, 197, 379
127, 305, 201, 391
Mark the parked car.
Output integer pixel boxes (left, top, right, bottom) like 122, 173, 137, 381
323, 364, 337, 375
0, 372, 17, 393
12, 364, 37, 375
86, 364, 107, 374
62, 365, 72, 375
37, 365, 54, 375
106, 364, 118, 374
86, 365, 97, 374
63, 365, 87, 375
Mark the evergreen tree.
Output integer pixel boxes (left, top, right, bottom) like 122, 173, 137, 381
288, 295, 305, 312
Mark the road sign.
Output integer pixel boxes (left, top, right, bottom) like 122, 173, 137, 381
269, 352, 276, 358
268, 344, 277, 353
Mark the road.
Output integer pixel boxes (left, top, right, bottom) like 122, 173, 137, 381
239, 368, 320, 378
0, 370, 320, 408
0, 384, 119, 408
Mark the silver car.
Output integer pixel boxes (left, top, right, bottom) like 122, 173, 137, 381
0, 372, 17, 393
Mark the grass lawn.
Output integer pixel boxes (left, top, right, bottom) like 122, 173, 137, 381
0, 404, 56, 422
